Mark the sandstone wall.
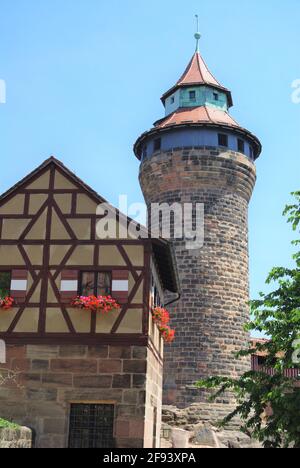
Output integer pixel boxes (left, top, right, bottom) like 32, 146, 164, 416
0, 426, 32, 448
140, 148, 256, 408
144, 322, 163, 447
0, 344, 154, 448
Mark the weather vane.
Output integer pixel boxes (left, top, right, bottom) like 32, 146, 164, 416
194, 14, 201, 52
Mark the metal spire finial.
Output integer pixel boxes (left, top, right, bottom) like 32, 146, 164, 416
194, 14, 201, 52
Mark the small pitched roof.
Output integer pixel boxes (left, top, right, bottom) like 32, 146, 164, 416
161, 52, 233, 107
0, 156, 180, 294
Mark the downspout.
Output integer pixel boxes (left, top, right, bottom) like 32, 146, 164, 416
165, 292, 181, 307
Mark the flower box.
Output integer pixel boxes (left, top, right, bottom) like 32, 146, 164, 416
71, 295, 121, 313
152, 307, 175, 343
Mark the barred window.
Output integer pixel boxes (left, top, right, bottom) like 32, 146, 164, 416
68, 404, 115, 448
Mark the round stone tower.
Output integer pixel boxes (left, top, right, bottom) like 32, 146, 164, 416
134, 36, 262, 409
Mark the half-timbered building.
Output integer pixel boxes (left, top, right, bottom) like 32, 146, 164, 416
0, 157, 179, 448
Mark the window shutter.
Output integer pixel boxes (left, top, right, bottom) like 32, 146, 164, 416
60, 270, 79, 304
10, 270, 28, 303
112, 270, 129, 304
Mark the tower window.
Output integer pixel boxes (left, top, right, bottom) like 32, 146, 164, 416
213, 92, 219, 101
142, 145, 148, 160
249, 147, 254, 159
237, 139, 245, 153
170, 96, 175, 104
154, 138, 161, 152
189, 90, 196, 101
218, 134, 228, 147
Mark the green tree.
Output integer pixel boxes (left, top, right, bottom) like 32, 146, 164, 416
197, 192, 300, 448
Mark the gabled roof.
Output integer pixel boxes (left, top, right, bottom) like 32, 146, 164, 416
0, 156, 180, 294
161, 52, 233, 108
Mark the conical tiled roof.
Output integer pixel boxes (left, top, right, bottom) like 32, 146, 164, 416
133, 45, 262, 161
161, 51, 233, 107
176, 52, 221, 88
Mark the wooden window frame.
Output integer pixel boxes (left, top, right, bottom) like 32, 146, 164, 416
79, 271, 112, 297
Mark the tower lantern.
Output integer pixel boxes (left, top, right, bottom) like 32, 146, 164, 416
134, 30, 262, 410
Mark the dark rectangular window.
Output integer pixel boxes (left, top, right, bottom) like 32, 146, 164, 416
249, 146, 254, 159
80, 272, 111, 296
68, 404, 115, 448
153, 138, 161, 152
237, 139, 245, 153
189, 90, 196, 101
0, 272, 11, 297
257, 356, 267, 367
153, 285, 161, 307
170, 96, 175, 104
213, 92, 219, 101
151, 277, 161, 307
218, 133, 228, 147
142, 145, 147, 160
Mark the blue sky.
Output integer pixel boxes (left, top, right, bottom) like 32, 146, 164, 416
0, 0, 300, 301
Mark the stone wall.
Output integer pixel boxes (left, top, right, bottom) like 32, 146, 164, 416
0, 343, 160, 448
140, 148, 256, 409
161, 404, 262, 449
0, 426, 32, 448
144, 321, 163, 447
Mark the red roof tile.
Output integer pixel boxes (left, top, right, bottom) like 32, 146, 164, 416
177, 52, 221, 88
161, 52, 233, 107
155, 106, 240, 129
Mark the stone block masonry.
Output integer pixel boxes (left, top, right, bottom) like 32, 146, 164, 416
0, 344, 162, 448
140, 148, 257, 409
0, 426, 32, 448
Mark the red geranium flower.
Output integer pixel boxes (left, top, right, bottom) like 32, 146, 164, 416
71, 295, 121, 313
0, 296, 15, 310
152, 307, 175, 343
